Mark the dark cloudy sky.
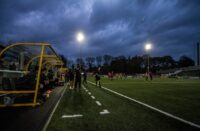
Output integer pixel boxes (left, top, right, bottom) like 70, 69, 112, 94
0, 0, 200, 60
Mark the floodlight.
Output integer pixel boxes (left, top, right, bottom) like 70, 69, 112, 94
76, 32, 85, 43
145, 43, 152, 51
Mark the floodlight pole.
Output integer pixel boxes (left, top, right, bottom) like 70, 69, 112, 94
145, 43, 152, 73
76, 32, 85, 67
80, 47, 82, 65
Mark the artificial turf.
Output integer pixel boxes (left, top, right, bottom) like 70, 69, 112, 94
88, 77, 200, 125
47, 77, 200, 131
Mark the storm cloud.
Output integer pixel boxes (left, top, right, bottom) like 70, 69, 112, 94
0, 0, 200, 59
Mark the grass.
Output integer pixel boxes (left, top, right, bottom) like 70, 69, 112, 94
88, 77, 200, 125
47, 77, 200, 131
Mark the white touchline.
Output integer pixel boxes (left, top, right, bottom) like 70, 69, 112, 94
96, 101, 102, 106
100, 109, 110, 115
82, 85, 102, 107
42, 86, 67, 131
82, 85, 88, 93
62, 114, 83, 118
91, 96, 95, 99
88, 81, 200, 129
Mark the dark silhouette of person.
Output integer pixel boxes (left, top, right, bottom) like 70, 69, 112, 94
68, 69, 74, 89
149, 72, 153, 80
47, 69, 54, 89
95, 71, 101, 87
74, 64, 82, 90
82, 70, 87, 84
39, 68, 49, 102
145, 72, 148, 81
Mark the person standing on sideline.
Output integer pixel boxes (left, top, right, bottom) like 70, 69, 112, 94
145, 72, 148, 81
149, 71, 153, 81
68, 69, 74, 89
82, 70, 87, 84
95, 71, 101, 88
74, 64, 82, 91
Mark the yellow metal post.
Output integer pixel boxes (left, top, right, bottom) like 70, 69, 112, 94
33, 45, 45, 106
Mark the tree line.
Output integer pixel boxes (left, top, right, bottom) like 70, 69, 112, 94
64, 54, 194, 74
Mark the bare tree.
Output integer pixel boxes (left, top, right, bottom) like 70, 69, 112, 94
96, 56, 102, 66
103, 55, 112, 65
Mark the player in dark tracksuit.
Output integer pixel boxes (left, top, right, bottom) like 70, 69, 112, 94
74, 64, 81, 90
95, 72, 101, 88
68, 69, 74, 89
82, 71, 87, 84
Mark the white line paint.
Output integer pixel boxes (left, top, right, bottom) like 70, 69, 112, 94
82, 85, 88, 92
88, 92, 91, 95
88, 81, 200, 129
91, 96, 95, 99
62, 114, 83, 118
42, 86, 67, 131
96, 101, 102, 106
100, 109, 110, 115
102, 82, 200, 84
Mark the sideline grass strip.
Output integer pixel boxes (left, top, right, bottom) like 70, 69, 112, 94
42, 86, 67, 131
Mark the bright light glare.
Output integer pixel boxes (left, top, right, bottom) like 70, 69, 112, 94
76, 32, 85, 43
145, 43, 152, 51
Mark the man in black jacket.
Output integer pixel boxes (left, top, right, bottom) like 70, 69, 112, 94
74, 64, 81, 91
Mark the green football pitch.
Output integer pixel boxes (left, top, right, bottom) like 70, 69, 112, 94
46, 77, 200, 131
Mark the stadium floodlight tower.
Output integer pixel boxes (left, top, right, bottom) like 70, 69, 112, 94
76, 31, 85, 65
145, 43, 152, 73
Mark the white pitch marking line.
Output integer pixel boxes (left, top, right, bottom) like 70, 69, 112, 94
62, 114, 83, 118
82, 85, 88, 92
91, 96, 95, 99
96, 101, 102, 106
88, 92, 91, 95
88, 81, 200, 129
100, 109, 110, 115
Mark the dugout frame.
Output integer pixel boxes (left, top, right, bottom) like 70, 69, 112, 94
0, 43, 63, 107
